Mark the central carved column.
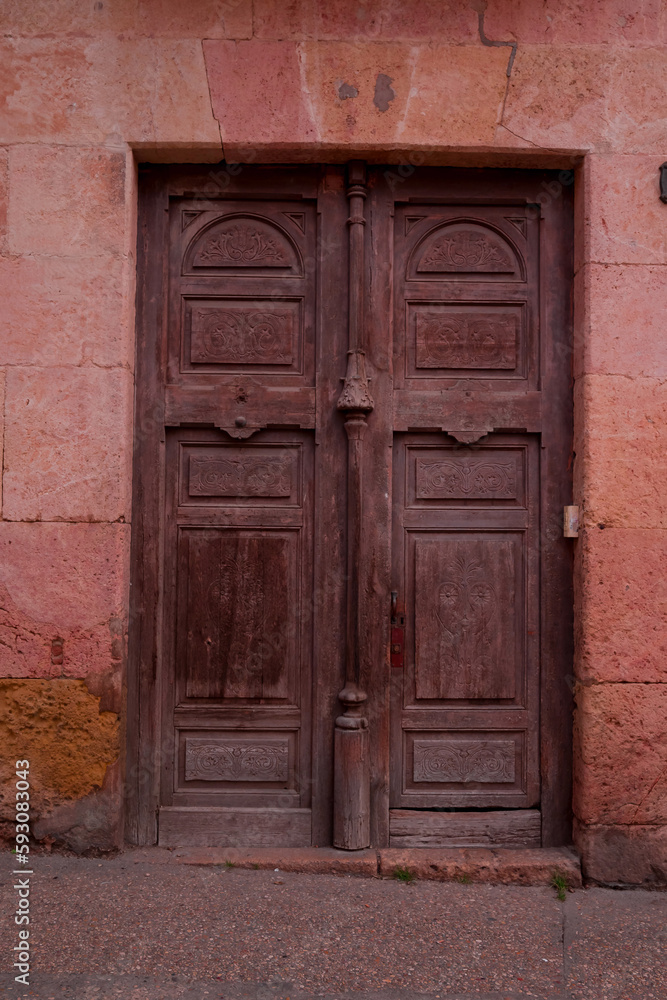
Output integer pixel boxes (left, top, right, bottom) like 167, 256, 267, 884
333, 161, 372, 850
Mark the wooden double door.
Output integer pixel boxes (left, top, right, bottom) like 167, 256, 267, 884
128, 163, 573, 850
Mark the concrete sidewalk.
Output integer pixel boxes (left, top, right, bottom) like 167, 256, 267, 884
1, 850, 665, 1000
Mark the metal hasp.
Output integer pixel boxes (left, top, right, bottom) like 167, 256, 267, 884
390, 591, 405, 670
334, 160, 372, 850
660, 163, 667, 203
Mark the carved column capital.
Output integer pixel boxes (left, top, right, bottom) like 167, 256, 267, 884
337, 349, 374, 414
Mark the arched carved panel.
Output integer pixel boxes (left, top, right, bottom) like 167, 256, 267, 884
409, 221, 523, 280
184, 214, 301, 275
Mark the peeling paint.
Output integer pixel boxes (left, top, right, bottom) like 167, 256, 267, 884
337, 82, 358, 101
0, 679, 120, 835
373, 73, 395, 112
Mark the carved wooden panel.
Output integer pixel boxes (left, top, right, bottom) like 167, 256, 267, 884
188, 216, 299, 272
414, 308, 517, 370
416, 457, 516, 500
414, 535, 519, 700
405, 302, 524, 380
405, 442, 527, 510
173, 197, 317, 389
412, 739, 515, 783
179, 441, 302, 507
411, 223, 521, 278
189, 452, 294, 499
189, 300, 298, 366
185, 737, 289, 782
396, 206, 534, 395
180, 530, 297, 701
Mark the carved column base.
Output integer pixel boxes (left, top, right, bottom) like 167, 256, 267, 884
333, 684, 370, 850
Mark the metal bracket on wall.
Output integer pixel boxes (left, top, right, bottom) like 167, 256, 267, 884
563, 505, 580, 537
660, 163, 667, 203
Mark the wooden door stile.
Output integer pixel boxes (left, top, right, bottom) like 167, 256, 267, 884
333, 161, 373, 849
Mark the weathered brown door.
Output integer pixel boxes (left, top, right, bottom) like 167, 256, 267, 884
129, 166, 351, 848
378, 171, 573, 847
128, 164, 572, 849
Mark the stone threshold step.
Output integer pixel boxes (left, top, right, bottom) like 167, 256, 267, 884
145, 846, 582, 886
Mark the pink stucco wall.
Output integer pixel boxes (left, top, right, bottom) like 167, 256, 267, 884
0, 0, 666, 881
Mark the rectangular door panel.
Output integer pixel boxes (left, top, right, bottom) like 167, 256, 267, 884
408, 301, 527, 379
185, 296, 304, 374
175, 727, 302, 809
403, 728, 528, 799
178, 528, 299, 703
158, 807, 311, 848
183, 733, 293, 783
388, 808, 541, 848
406, 442, 527, 509
412, 533, 521, 702
180, 443, 301, 507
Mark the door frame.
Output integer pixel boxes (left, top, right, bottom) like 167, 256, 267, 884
125, 162, 574, 848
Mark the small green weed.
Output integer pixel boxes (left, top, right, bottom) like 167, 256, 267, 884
253, 863, 260, 869
393, 866, 415, 883
550, 871, 568, 901
456, 874, 472, 885
224, 859, 235, 869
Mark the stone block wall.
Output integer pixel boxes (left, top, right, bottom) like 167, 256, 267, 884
0, 0, 665, 881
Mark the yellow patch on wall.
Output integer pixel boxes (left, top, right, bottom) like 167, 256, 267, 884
0, 679, 119, 816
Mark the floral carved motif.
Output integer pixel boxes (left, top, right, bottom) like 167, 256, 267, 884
191, 307, 294, 365
435, 555, 498, 678
194, 223, 289, 266
416, 459, 516, 499
185, 739, 289, 781
413, 739, 515, 783
189, 455, 293, 497
415, 311, 517, 369
415, 539, 516, 700
417, 229, 514, 272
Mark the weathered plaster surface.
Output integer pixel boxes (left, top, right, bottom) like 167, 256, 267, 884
0, 523, 130, 678
0, 0, 664, 879
0, 679, 120, 849
3, 367, 134, 522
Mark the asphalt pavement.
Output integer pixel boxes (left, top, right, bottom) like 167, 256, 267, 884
1, 850, 665, 1000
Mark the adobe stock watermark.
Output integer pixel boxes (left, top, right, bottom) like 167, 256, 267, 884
12, 759, 32, 986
